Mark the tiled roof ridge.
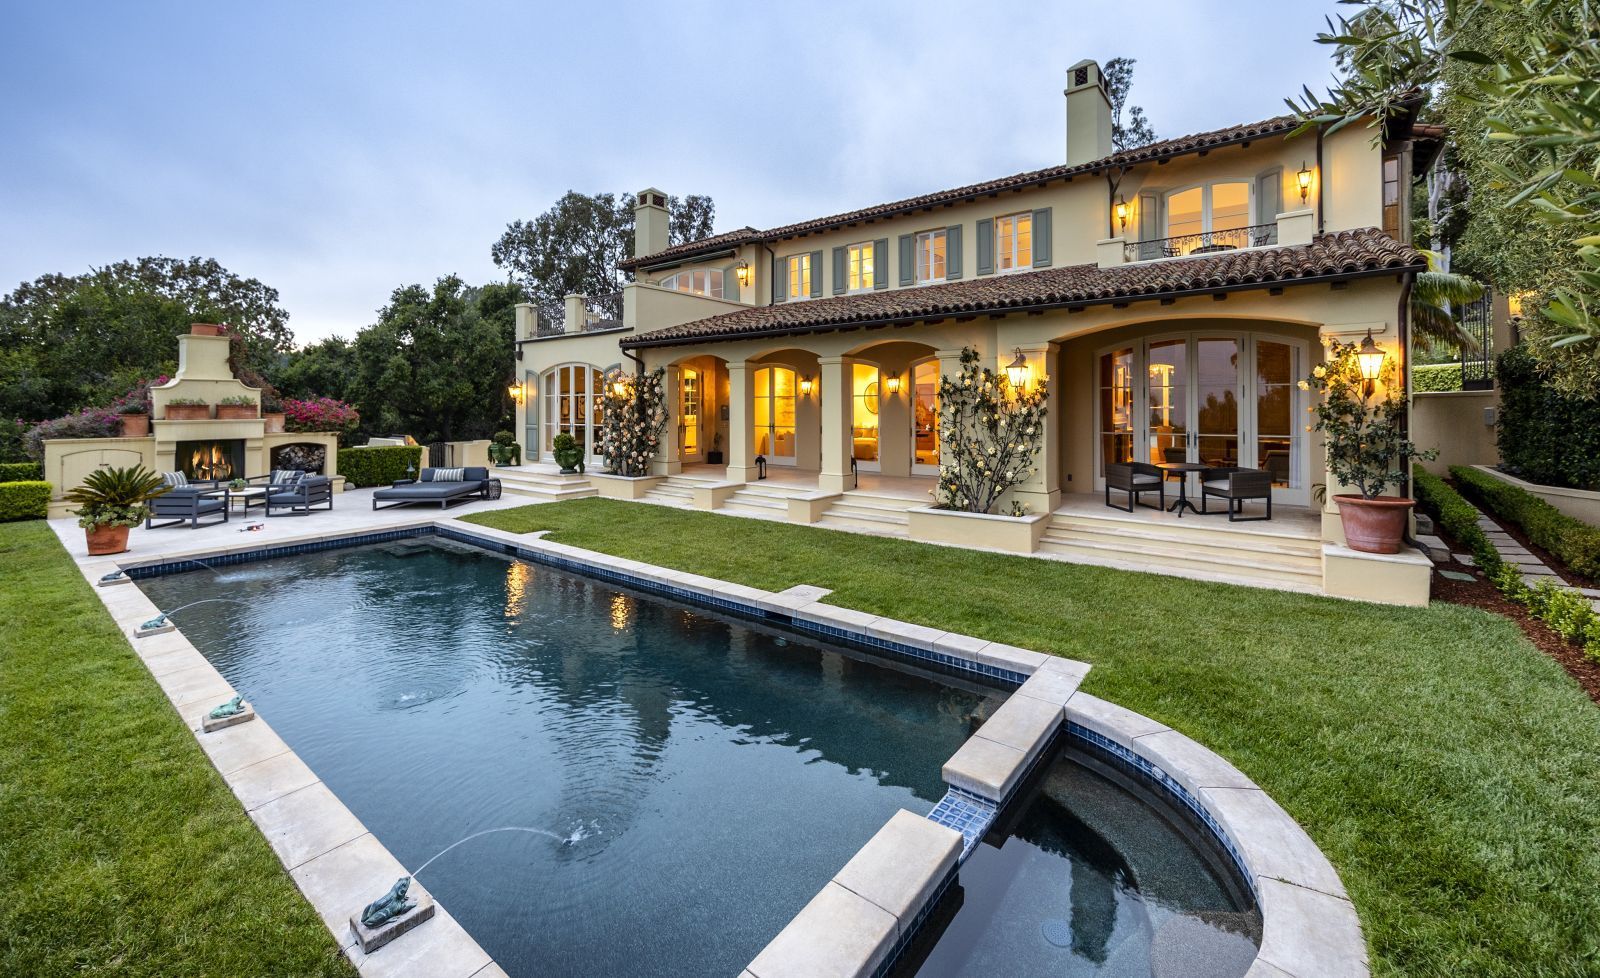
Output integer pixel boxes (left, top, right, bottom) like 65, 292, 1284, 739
620, 228, 1422, 349
621, 112, 1302, 270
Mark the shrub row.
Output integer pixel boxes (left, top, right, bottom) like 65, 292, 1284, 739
1451, 464, 1600, 579
1496, 345, 1600, 491
1412, 362, 1463, 393
0, 481, 52, 522
1413, 465, 1599, 661
0, 461, 43, 482
339, 445, 423, 488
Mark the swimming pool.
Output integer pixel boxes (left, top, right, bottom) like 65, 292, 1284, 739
139, 536, 1259, 976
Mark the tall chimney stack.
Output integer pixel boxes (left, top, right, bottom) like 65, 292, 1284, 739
634, 187, 669, 259
1064, 60, 1113, 166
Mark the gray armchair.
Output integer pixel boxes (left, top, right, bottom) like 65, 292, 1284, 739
146, 483, 230, 529
1105, 462, 1165, 513
1199, 467, 1273, 521
264, 475, 333, 516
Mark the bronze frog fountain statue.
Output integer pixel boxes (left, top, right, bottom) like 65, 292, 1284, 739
361, 876, 416, 928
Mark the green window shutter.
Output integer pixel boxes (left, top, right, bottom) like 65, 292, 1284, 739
1031, 207, 1052, 267
1256, 170, 1282, 227
773, 255, 788, 303
946, 225, 963, 280
809, 250, 823, 298
872, 238, 888, 289
832, 246, 848, 295
1137, 192, 1162, 260
975, 218, 993, 275
723, 264, 740, 300
898, 233, 915, 286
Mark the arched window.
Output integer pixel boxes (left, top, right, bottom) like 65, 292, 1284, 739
541, 364, 605, 460
658, 268, 724, 299
753, 366, 797, 463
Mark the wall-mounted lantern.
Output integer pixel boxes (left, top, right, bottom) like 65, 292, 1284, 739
1005, 349, 1030, 391
799, 376, 814, 397
885, 373, 901, 395
508, 382, 526, 404
1297, 162, 1313, 204
735, 261, 752, 289
1114, 195, 1129, 231
1357, 330, 1386, 391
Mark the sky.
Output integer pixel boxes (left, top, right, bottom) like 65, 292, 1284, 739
2, 0, 1348, 344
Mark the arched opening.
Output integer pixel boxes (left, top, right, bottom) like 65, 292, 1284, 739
668, 353, 730, 472
541, 362, 605, 463
842, 339, 940, 480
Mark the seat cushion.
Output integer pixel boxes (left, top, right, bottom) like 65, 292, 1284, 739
1202, 480, 1228, 491
1131, 475, 1159, 485
373, 483, 476, 500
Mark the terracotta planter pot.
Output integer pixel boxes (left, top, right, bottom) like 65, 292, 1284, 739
263, 411, 286, 434
85, 524, 130, 556
190, 323, 224, 336
1334, 495, 1415, 554
165, 404, 210, 421
216, 404, 258, 420
119, 413, 150, 438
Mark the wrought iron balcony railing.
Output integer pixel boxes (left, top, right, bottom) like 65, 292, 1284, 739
1124, 223, 1279, 263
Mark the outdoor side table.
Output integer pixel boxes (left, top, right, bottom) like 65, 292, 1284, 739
1156, 461, 1209, 517
486, 478, 502, 500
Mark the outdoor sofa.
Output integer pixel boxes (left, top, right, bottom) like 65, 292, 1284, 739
371, 466, 491, 511
260, 470, 334, 517
146, 473, 229, 529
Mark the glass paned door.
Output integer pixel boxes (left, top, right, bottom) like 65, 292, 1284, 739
1146, 339, 1187, 464
1255, 340, 1296, 488
680, 368, 701, 462
542, 364, 605, 462
1099, 347, 1135, 468
754, 366, 797, 463
851, 363, 880, 470
911, 359, 940, 474
1195, 338, 1240, 467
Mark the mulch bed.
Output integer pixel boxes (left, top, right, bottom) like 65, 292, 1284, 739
1428, 535, 1600, 705
1478, 508, 1598, 590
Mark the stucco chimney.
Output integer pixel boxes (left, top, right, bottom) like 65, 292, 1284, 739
634, 187, 669, 259
1064, 60, 1113, 166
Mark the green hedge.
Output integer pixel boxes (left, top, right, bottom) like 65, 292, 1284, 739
1413, 466, 1503, 576
1496, 346, 1600, 490
1452, 464, 1600, 579
0, 481, 52, 522
1412, 363, 1463, 393
339, 445, 423, 488
0, 461, 43, 482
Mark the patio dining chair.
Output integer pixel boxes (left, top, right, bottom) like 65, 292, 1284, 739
1199, 467, 1273, 522
1104, 462, 1165, 513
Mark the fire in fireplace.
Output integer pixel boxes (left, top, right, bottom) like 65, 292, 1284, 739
176, 440, 245, 482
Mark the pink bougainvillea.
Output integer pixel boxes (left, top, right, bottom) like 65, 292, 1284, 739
281, 396, 360, 436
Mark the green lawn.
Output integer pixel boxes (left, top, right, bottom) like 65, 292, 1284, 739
0, 522, 355, 978
465, 499, 1600, 978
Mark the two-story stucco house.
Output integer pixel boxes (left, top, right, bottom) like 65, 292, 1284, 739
510, 60, 1439, 605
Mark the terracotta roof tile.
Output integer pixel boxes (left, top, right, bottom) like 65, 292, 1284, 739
621, 114, 1301, 271
620, 229, 1421, 349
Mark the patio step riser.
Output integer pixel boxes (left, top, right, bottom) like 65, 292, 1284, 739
815, 517, 909, 537
1036, 539, 1322, 587
1044, 524, 1323, 568
819, 509, 912, 529
1048, 515, 1323, 557
1038, 531, 1322, 575
500, 487, 596, 502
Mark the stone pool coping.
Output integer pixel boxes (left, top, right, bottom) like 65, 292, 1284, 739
81, 517, 1367, 978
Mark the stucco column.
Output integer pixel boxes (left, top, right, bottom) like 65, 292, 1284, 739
726, 360, 759, 483
653, 364, 684, 476
818, 355, 853, 493
1004, 342, 1062, 515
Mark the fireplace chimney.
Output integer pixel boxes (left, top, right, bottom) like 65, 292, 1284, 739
1064, 59, 1113, 166
634, 188, 669, 259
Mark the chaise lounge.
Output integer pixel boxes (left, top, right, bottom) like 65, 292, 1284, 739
371, 466, 491, 511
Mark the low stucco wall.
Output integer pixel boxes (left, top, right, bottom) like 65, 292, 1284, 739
1474, 465, 1600, 527
1412, 390, 1499, 475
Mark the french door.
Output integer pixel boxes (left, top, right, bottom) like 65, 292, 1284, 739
753, 366, 798, 464
542, 364, 605, 464
910, 358, 940, 475
851, 362, 881, 472
680, 367, 702, 463
1095, 333, 1308, 504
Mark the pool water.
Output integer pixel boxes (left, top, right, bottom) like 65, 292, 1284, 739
902, 747, 1261, 978
140, 539, 1000, 977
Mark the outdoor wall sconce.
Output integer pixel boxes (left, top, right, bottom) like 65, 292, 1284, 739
1005, 349, 1030, 390
1357, 330, 1386, 392
1298, 162, 1313, 204
1114, 195, 1129, 230
735, 260, 752, 288
611, 379, 629, 398
799, 376, 814, 397
885, 373, 901, 395
508, 382, 526, 404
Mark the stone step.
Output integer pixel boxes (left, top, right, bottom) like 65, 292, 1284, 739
1038, 532, 1323, 579
1035, 537, 1323, 591
725, 492, 786, 511
814, 516, 910, 538
1046, 518, 1323, 564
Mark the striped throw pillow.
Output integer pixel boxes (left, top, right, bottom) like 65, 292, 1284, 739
162, 471, 189, 488
270, 469, 304, 485
432, 467, 465, 483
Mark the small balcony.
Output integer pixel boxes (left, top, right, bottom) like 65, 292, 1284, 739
544, 290, 626, 336
1124, 223, 1279, 263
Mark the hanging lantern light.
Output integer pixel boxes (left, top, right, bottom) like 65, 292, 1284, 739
1356, 330, 1385, 383
1005, 349, 1030, 390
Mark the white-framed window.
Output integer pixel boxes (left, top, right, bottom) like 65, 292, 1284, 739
1165, 182, 1252, 239
845, 242, 875, 292
658, 268, 724, 299
915, 230, 946, 284
995, 212, 1032, 272
787, 254, 812, 301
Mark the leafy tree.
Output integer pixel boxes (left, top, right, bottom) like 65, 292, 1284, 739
0, 257, 292, 421
1411, 249, 1485, 348
350, 276, 522, 443
1103, 57, 1156, 151
271, 336, 357, 402
490, 190, 714, 328
1286, 0, 1600, 387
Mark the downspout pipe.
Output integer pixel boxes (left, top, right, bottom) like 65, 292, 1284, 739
1315, 125, 1326, 236
762, 244, 777, 306
1398, 273, 1413, 500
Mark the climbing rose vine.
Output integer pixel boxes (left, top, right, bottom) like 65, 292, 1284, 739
600, 367, 667, 477
934, 347, 1049, 515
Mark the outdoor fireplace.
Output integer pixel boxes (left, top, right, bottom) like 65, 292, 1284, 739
176, 439, 245, 482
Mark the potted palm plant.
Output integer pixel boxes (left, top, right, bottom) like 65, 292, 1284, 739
65, 466, 170, 555
1303, 336, 1436, 553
